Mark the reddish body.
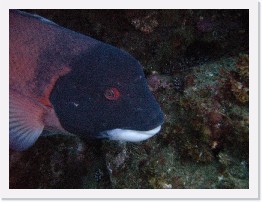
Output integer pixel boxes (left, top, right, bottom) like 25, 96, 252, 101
10, 10, 97, 104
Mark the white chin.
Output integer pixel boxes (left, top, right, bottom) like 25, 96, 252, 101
100, 125, 161, 142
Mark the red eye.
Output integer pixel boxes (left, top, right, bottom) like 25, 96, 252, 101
104, 87, 120, 100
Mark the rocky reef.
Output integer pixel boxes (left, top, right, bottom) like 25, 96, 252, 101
98, 54, 249, 189
10, 9, 249, 189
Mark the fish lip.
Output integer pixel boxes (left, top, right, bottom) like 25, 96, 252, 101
98, 125, 162, 142
97, 111, 164, 140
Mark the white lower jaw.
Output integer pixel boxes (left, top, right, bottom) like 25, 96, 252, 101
99, 125, 161, 142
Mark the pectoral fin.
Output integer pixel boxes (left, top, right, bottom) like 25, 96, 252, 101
9, 91, 45, 151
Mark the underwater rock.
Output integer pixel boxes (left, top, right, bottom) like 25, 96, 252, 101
9, 135, 101, 188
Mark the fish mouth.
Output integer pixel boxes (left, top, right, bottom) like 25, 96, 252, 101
98, 125, 162, 142
98, 111, 164, 142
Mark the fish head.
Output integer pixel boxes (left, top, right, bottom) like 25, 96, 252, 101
50, 44, 164, 142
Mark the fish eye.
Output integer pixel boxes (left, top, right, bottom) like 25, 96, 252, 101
104, 87, 120, 100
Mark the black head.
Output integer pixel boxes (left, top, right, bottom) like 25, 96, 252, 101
50, 43, 164, 138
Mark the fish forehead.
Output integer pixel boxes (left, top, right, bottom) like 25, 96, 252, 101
70, 44, 143, 74
66, 44, 146, 89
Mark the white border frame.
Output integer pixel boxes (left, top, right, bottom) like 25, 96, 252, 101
0, 0, 259, 199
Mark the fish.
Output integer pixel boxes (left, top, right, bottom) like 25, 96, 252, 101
9, 10, 164, 151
